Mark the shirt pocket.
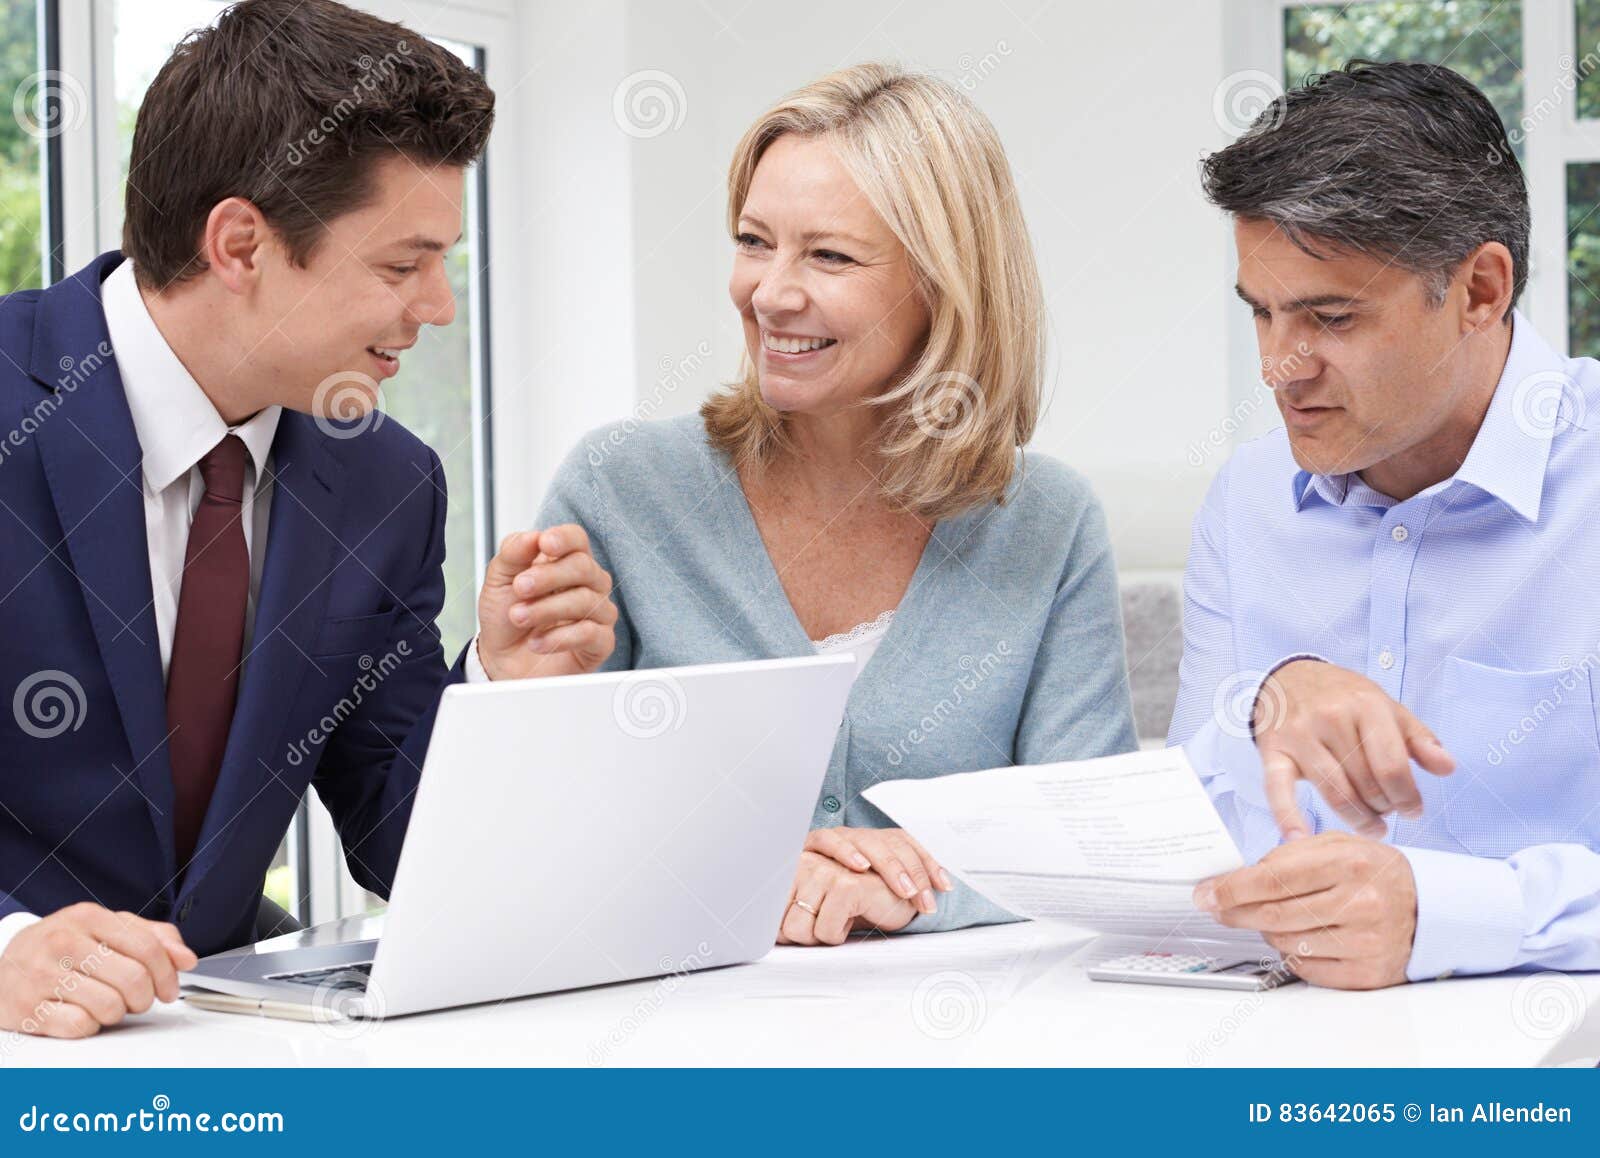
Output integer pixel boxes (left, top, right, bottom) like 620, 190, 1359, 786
1436, 656, 1600, 857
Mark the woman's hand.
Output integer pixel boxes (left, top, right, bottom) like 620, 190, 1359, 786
803, 826, 953, 917
777, 852, 918, 945
475, 525, 618, 679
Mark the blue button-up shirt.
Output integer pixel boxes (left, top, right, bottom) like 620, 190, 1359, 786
1170, 311, 1600, 981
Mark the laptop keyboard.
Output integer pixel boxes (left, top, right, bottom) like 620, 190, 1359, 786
264, 961, 373, 991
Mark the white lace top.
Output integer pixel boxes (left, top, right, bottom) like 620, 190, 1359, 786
811, 609, 896, 678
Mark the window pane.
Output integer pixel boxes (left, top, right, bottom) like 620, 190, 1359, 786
1578, 0, 1600, 118
0, 0, 48, 291
376, 38, 486, 666
1567, 163, 1600, 355
263, 840, 293, 914
113, 1, 227, 185
1284, 2, 1524, 157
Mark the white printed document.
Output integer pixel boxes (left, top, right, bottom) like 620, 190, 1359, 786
864, 748, 1263, 946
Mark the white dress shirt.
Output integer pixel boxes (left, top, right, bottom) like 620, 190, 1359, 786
0, 259, 282, 954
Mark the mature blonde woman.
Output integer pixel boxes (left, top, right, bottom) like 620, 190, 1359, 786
526, 63, 1136, 944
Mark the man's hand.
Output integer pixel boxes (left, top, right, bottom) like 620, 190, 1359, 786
1255, 660, 1455, 839
476, 525, 618, 680
0, 903, 198, 1038
803, 826, 953, 916
1195, 832, 1416, 990
777, 851, 919, 945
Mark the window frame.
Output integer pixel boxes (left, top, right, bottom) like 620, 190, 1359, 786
3, 0, 72, 286
37, 0, 66, 282
53, 0, 521, 926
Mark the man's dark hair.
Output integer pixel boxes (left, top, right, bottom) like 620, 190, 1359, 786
1201, 60, 1528, 318
123, 0, 495, 289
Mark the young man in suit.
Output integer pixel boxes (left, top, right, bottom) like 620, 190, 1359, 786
0, 0, 617, 1038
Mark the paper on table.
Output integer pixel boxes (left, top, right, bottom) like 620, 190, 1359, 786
864, 747, 1265, 947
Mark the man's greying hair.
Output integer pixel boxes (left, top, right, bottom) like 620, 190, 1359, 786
1201, 60, 1528, 318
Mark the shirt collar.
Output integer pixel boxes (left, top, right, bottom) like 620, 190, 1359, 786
1291, 310, 1561, 522
1292, 468, 1398, 511
101, 259, 281, 496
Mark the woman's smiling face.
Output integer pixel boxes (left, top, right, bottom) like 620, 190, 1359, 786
728, 134, 931, 419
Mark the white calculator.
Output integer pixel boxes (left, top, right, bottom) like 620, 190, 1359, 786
1086, 949, 1298, 991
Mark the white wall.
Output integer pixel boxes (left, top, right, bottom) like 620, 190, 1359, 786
504, 1, 640, 523
514, 0, 1247, 571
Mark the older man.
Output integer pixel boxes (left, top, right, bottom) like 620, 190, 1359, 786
1172, 61, 1600, 989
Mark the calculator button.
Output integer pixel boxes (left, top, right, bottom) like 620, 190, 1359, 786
1102, 953, 1223, 973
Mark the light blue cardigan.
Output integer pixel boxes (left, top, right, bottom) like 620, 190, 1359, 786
537, 413, 1138, 932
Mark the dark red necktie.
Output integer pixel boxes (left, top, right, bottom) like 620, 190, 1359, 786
165, 434, 250, 870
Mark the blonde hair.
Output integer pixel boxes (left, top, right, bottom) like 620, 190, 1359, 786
702, 62, 1046, 521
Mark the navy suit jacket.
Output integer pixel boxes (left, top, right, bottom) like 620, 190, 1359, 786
0, 252, 463, 954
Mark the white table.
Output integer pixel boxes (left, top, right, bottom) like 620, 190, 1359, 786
6, 919, 1598, 1067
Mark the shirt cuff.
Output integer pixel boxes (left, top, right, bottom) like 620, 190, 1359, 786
0, 910, 41, 958
463, 635, 491, 683
1256, 653, 1328, 722
1186, 653, 1329, 814
1399, 845, 1525, 981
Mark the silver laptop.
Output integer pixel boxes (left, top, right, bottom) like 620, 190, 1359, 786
180, 654, 856, 1020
